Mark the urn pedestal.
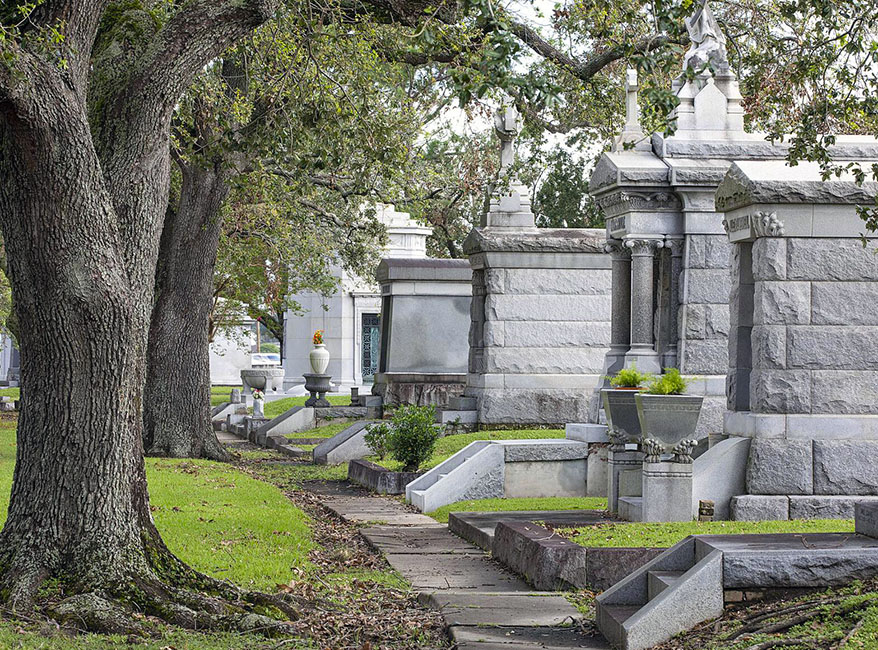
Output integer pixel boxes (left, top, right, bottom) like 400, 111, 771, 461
304, 373, 332, 407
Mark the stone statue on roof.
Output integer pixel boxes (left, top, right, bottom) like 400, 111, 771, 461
682, 0, 729, 74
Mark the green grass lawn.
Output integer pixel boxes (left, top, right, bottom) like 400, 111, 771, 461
0, 419, 315, 592
372, 428, 565, 471
285, 420, 352, 440
210, 384, 241, 406
0, 387, 19, 400
559, 518, 855, 548
428, 496, 608, 523
264, 395, 351, 419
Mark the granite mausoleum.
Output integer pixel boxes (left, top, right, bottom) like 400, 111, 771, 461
371, 257, 472, 408
720, 161, 878, 520
458, 107, 613, 426
282, 204, 432, 393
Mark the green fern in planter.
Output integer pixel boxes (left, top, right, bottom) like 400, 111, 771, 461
609, 364, 651, 388
645, 368, 689, 395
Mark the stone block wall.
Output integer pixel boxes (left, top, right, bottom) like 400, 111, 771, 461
464, 229, 612, 425
680, 234, 732, 376
743, 237, 878, 415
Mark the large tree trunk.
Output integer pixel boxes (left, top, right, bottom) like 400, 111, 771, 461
0, 0, 285, 632
0, 60, 168, 614
144, 162, 229, 461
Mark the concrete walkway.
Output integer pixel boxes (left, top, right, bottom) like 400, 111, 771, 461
314, 482, 608, 649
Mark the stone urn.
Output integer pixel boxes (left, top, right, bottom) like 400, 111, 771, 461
241, 368, 284, 394
601, 388, 643, 443
635, 393, 703, 460
309, 343, 330, 374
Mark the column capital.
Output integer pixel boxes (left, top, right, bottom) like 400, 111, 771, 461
663, 237, 685, 256
624, 238, 662, 256
604, 239, 631, 257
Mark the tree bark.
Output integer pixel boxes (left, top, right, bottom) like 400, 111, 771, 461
0, 0, 284, 630
144, 161, 229, 461
0, 56, 167, 614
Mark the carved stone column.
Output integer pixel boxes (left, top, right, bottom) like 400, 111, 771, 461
625, 238, 662, 373
602, 240, 632, 379
661, 237, 684, 369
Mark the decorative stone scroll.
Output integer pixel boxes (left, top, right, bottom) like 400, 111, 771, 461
641, 437, 665, 463
751, 211, 785, 237
723, 210, 785, 242
608, 426, 629, 453
597, 191, 681, 218
625, 238, 664, 256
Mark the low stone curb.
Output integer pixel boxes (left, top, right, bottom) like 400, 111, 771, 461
492, 520, 664, 592
347, 459, 424, 495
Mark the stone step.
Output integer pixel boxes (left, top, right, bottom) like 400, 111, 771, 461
598, 605, 641, 650
596, 538, 723, 650
618, 497, 642, 522
647, 570, 685, 601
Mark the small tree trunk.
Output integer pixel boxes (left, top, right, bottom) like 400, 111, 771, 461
144, 162, 229, 461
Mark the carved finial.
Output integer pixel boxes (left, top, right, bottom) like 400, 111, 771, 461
671, 439, 699, 464
641, 438, 665, 463
682, 0, 729, 74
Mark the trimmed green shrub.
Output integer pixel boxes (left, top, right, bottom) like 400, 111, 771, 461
609, 364, 651, 388
364, 422, 392, 460
646, 368, 689, 395
387, 405, 441, 472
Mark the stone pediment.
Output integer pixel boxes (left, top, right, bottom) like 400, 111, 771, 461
716, 161, 878, 212
589, 150, 669, 194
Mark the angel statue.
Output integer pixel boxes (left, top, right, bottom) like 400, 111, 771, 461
682, 0, 729, 74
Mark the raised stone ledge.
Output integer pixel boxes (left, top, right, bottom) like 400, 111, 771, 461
376, 257, 472, 283
347, 459, 423, 495
491, 520, 663, 591
463, 227, 607, 256
716, 160, 878, 213
503, 441, 589, 463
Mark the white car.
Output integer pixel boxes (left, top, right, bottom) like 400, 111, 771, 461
251, 353, 280, 366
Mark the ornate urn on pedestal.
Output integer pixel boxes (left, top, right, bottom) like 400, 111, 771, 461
309, 329, 330, 374
635, 369, 703, 462
602, 365, 651, 444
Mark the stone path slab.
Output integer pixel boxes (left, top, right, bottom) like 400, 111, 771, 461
309, 481, 607, 649
421, 592, 584, 627
322, 495, 437, 525
216, 430, 247, 444
450, 625, 608, 649
386, 553, 530, 591
361, 525, 483, 554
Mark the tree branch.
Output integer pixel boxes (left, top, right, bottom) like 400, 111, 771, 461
24, 0, 110, 90
140, 0, 280, 104
506, 16, 672, 82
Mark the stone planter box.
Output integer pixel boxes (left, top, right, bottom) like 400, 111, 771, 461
492, 520, 663, 591
635, 393, 703, 451
602, 388, 644, 442
347, 459, 424, 495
